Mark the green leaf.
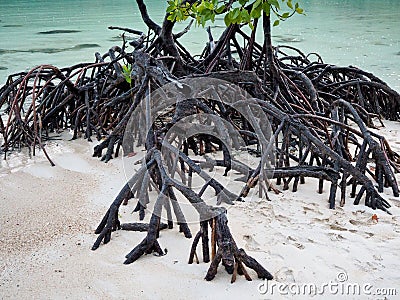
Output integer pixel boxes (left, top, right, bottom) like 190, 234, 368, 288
177, 9, 184, 20
262, 2, 271, 16
122, 65, 132, 85
167, 13, 175, 21
254, 0, 262, 8
204, 9, 212, 20
224, 13, 231, 26
204, 1, 213, 10
197, 2, 205, 13
215, 4, 226, 14
295, 7, 304, 14
232, 8, 240, 19
273, 19, 280, 26
200, 15, 206, 27
241, 9, 250, 23
250, 2, 262, 19
268, 0, 280, 10
249, 22, 254, 31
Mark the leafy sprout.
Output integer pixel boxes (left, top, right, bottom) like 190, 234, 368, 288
122, 64, 132, 86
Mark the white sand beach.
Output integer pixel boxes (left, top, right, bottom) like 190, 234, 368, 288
1, 122, 399, 299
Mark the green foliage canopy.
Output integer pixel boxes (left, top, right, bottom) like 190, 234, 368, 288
166, 0, 304, 30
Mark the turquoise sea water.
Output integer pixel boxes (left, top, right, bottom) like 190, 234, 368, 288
0, 0, 399, 90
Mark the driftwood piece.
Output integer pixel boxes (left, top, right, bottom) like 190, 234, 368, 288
121, 222, 168, 231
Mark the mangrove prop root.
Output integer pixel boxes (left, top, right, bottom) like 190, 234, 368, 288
1, 0, 400, 282
190, 212, 273, 282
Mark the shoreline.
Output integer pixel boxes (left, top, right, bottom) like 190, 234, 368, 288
1, 122, 400, 299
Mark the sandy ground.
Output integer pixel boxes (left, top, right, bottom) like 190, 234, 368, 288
1, 124, 400, 300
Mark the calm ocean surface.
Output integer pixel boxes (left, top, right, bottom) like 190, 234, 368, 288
0, 0, 399, 90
